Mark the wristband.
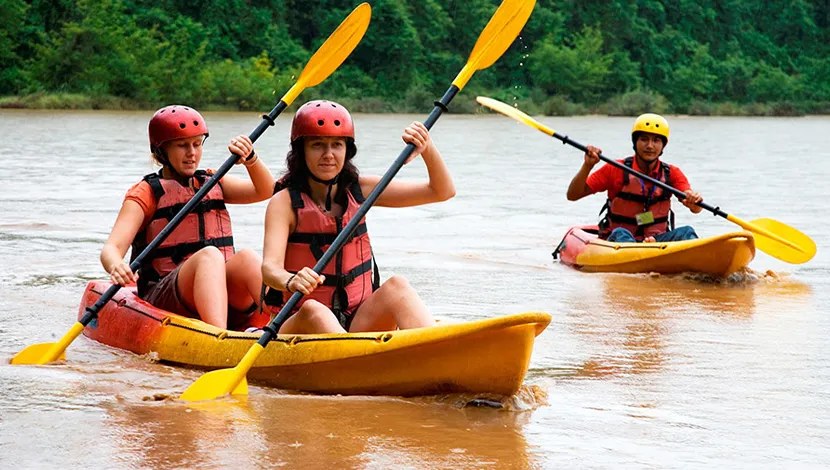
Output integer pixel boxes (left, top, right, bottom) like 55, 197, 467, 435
285, 273, 297, 293
243, 153, 258, 167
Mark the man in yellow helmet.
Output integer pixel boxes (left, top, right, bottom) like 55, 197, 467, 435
566, 113, 703, 243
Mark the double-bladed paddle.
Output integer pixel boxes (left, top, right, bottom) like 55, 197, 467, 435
476, 96, 816, 264
10, 3, 373, 366
179, 0, 537, 402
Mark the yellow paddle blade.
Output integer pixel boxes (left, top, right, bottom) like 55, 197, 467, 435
453, 0, 536, 90
281, 3, 371, 105
179, 368, 249, 402
10, 342, 66, 365
179, 343, 264, 402
476, 96, 554, 136
729, 216, 816, 264
10, 321, 84, 365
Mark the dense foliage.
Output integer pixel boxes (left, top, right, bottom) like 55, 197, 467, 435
1, 0, 828, 114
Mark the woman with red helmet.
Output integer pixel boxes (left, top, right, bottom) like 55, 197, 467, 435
260, 100, 456, 334
99, 105, 275, 330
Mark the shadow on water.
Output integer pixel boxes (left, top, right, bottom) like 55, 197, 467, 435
103, 392, 540, 469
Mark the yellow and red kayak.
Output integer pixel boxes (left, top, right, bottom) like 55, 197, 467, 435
78, 280, 551, 397
553, 225, 755, 277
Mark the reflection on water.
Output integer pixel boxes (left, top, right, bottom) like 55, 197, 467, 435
563, 271, 812, 379
104, 394, 536, 469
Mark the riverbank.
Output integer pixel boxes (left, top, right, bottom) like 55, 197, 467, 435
2, 90, 828, 117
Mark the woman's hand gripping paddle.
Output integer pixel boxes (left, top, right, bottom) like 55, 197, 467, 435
179, 0, 537, 402
476, 96, 816, 264
10, 3, 373, 366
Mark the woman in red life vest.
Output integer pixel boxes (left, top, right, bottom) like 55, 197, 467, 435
261, 100, 456, 334
566, 113, 704, 243
100, 105, 275, 330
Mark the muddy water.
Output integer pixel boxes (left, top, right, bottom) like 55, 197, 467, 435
1, 110, 828, 468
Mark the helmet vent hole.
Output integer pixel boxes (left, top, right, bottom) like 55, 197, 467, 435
179, 123, 186, 129
315, 103, 321, 107
171, 109, 176, 113
193, 120, 199, 126
331, 103, 336, 108
317, 119, 325, 126
334, 120, 341, 126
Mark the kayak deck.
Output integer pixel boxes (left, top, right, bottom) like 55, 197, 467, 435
554, 225, 756, 277
79, 281, 551, 397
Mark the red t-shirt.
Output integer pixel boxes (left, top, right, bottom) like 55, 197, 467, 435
586, 157, 691, 200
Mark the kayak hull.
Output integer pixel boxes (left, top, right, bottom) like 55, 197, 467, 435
79, 281, 551, 397
554, 225, 755, 277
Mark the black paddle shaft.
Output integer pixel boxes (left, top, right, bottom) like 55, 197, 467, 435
260, 86, 461, 344
551, 133, 729, 219
79, 101, 290, 326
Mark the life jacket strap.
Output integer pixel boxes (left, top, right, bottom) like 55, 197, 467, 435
138, 236, 235, 264
289, 222, 368, 260
613, 191, 672, 204
321, 258, 373, 287
607, 213, 669, 227
151, 199, 228, 221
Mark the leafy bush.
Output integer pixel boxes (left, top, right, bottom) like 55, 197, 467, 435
606, 90, 670, 116
529, 27, 612, 103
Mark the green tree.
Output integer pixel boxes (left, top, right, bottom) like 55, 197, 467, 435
529, 27, 612, 102
798, 56, 830, 101
0, 0, 30, 93
663, 44, 717, 107
748, 62, 799, 102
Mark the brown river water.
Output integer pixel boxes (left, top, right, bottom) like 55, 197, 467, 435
1, 110, 828, 468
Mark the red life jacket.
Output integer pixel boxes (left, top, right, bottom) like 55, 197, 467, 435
131, 170, 234, 297
261, 182, 379, 329
599, 157, 674, 241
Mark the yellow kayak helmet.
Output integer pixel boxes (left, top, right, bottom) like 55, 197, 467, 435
631, 113, 669, 146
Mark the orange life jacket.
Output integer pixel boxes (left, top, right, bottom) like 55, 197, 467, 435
131, 170, 234, 297
261, 182, 378, 330
599, 157, 674, 241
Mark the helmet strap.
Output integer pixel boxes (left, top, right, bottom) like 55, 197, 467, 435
153, 147, 190, 185
309, 172, 340, 211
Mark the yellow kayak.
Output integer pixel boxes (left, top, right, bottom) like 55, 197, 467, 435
554, 225, 756, 277
79, 281, 551, 397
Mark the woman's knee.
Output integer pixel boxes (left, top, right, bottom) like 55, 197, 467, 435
381, 275, 412, 293
226, 248, 262, 280
192, 246, 225, 265
232, 248, 261, 265
297, 300, 332, 323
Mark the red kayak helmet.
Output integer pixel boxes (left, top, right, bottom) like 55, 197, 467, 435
290, 100, 354, 142
148, 105, 209, 149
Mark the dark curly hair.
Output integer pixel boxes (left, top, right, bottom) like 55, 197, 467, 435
274, 137, 359, 204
